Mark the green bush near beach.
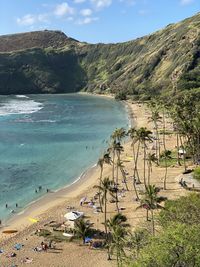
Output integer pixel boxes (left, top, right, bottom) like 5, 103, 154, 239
129, 194, 200, 267
193, 167, 200, 181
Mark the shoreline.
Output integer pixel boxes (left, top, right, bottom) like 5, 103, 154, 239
0, 93, 130, 233
0, 97, 190, 266
4, 163, 98, 227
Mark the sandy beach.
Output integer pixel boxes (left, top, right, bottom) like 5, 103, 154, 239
0, 98, 192, 267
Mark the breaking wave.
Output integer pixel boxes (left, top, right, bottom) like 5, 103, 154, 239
0, 98, 43, 116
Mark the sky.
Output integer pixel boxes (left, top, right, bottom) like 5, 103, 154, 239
0, 0, 200, 43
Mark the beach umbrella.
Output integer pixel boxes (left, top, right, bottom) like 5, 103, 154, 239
64, 211, 84, 221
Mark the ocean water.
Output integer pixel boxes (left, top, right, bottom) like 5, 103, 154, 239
0, 94, 129, 221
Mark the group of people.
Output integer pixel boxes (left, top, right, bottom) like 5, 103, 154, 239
179, 178, 187, 187
4, 203, 19, 214
33, 241, 53, 252
35, 186, 50, 193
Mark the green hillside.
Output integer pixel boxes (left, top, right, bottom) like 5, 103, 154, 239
0, 13, 200, 97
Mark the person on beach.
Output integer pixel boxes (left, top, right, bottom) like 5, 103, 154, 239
16, 203, 18, 208
5, 203, 8, 208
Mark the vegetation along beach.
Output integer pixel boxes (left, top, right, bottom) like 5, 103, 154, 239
1, 1, 200, 267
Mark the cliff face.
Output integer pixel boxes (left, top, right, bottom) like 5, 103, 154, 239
0, 13, 200, 96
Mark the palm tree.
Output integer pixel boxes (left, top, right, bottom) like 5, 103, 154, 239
115, 142, 124, 185
109, 225, 127, 267
148, 108, 162, 164
107, 143, 123, 213
97, 153, 112, 212
108, 140, 117, 182
94, 177, 114, 237
137, 128, 153, 189
146, 153, 157, 186
137, 185, 166, 235
107, 213, 128, 266
74, 218, 91, 244
118, 161, 129, 191
128, 128, 141, 185
97, 157, 104, 212
128, 127, 141, 186
111, 128, 126, 143
110, 128, 126, 184
128, 229, 149, 259
160, 150, 172, 190
107, 213, 127, 229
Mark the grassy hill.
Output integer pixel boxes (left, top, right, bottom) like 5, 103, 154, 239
0, 13, 200, 97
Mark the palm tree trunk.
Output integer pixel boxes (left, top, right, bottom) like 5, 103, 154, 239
132, 142, 140, 199
156, 126, 161, 164
99, 167, 103, 212
143, 143, 147, 189
177, 133, 181, 166
162, 109, 166, 151
104, 192, 108, 238
133, 177, 139, 201
151, 210, 155, 236
116, 159, 119, 185
112, 151, 115, 182
120, 166, 129, 191
147, 160, 151, 186
134, 140, 141, 184
117, 248, 119, 267
163, 160, 168, 190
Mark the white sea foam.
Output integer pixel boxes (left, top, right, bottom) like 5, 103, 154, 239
36, 120, 56, 123
0, 99, 43, 116
16, 95, 29, 99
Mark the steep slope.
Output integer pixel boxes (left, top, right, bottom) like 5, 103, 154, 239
0, 30, 79, 52
0, 31, 87, 94
79, 13, 200, 99
0, 13, 200, 96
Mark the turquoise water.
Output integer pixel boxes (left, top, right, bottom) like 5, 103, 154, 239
0, 94, 128, 221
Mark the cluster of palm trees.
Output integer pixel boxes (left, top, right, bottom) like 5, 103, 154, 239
164, 90, 200, 166
75, 95, 200, 265
92, 122, 170, 264
74, 92, 200, 266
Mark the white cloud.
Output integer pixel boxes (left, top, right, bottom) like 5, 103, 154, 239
16, 14, 36, 26
77, 16, 98, 24
54, 2, 75, 17
119, 0, 136, 6
80, 9, 93, 16
74, 0, 86, 3
16, 13, 50, 26
180, 0, 194, 5
17, 1, 104, 28
90, 0, 112, 9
